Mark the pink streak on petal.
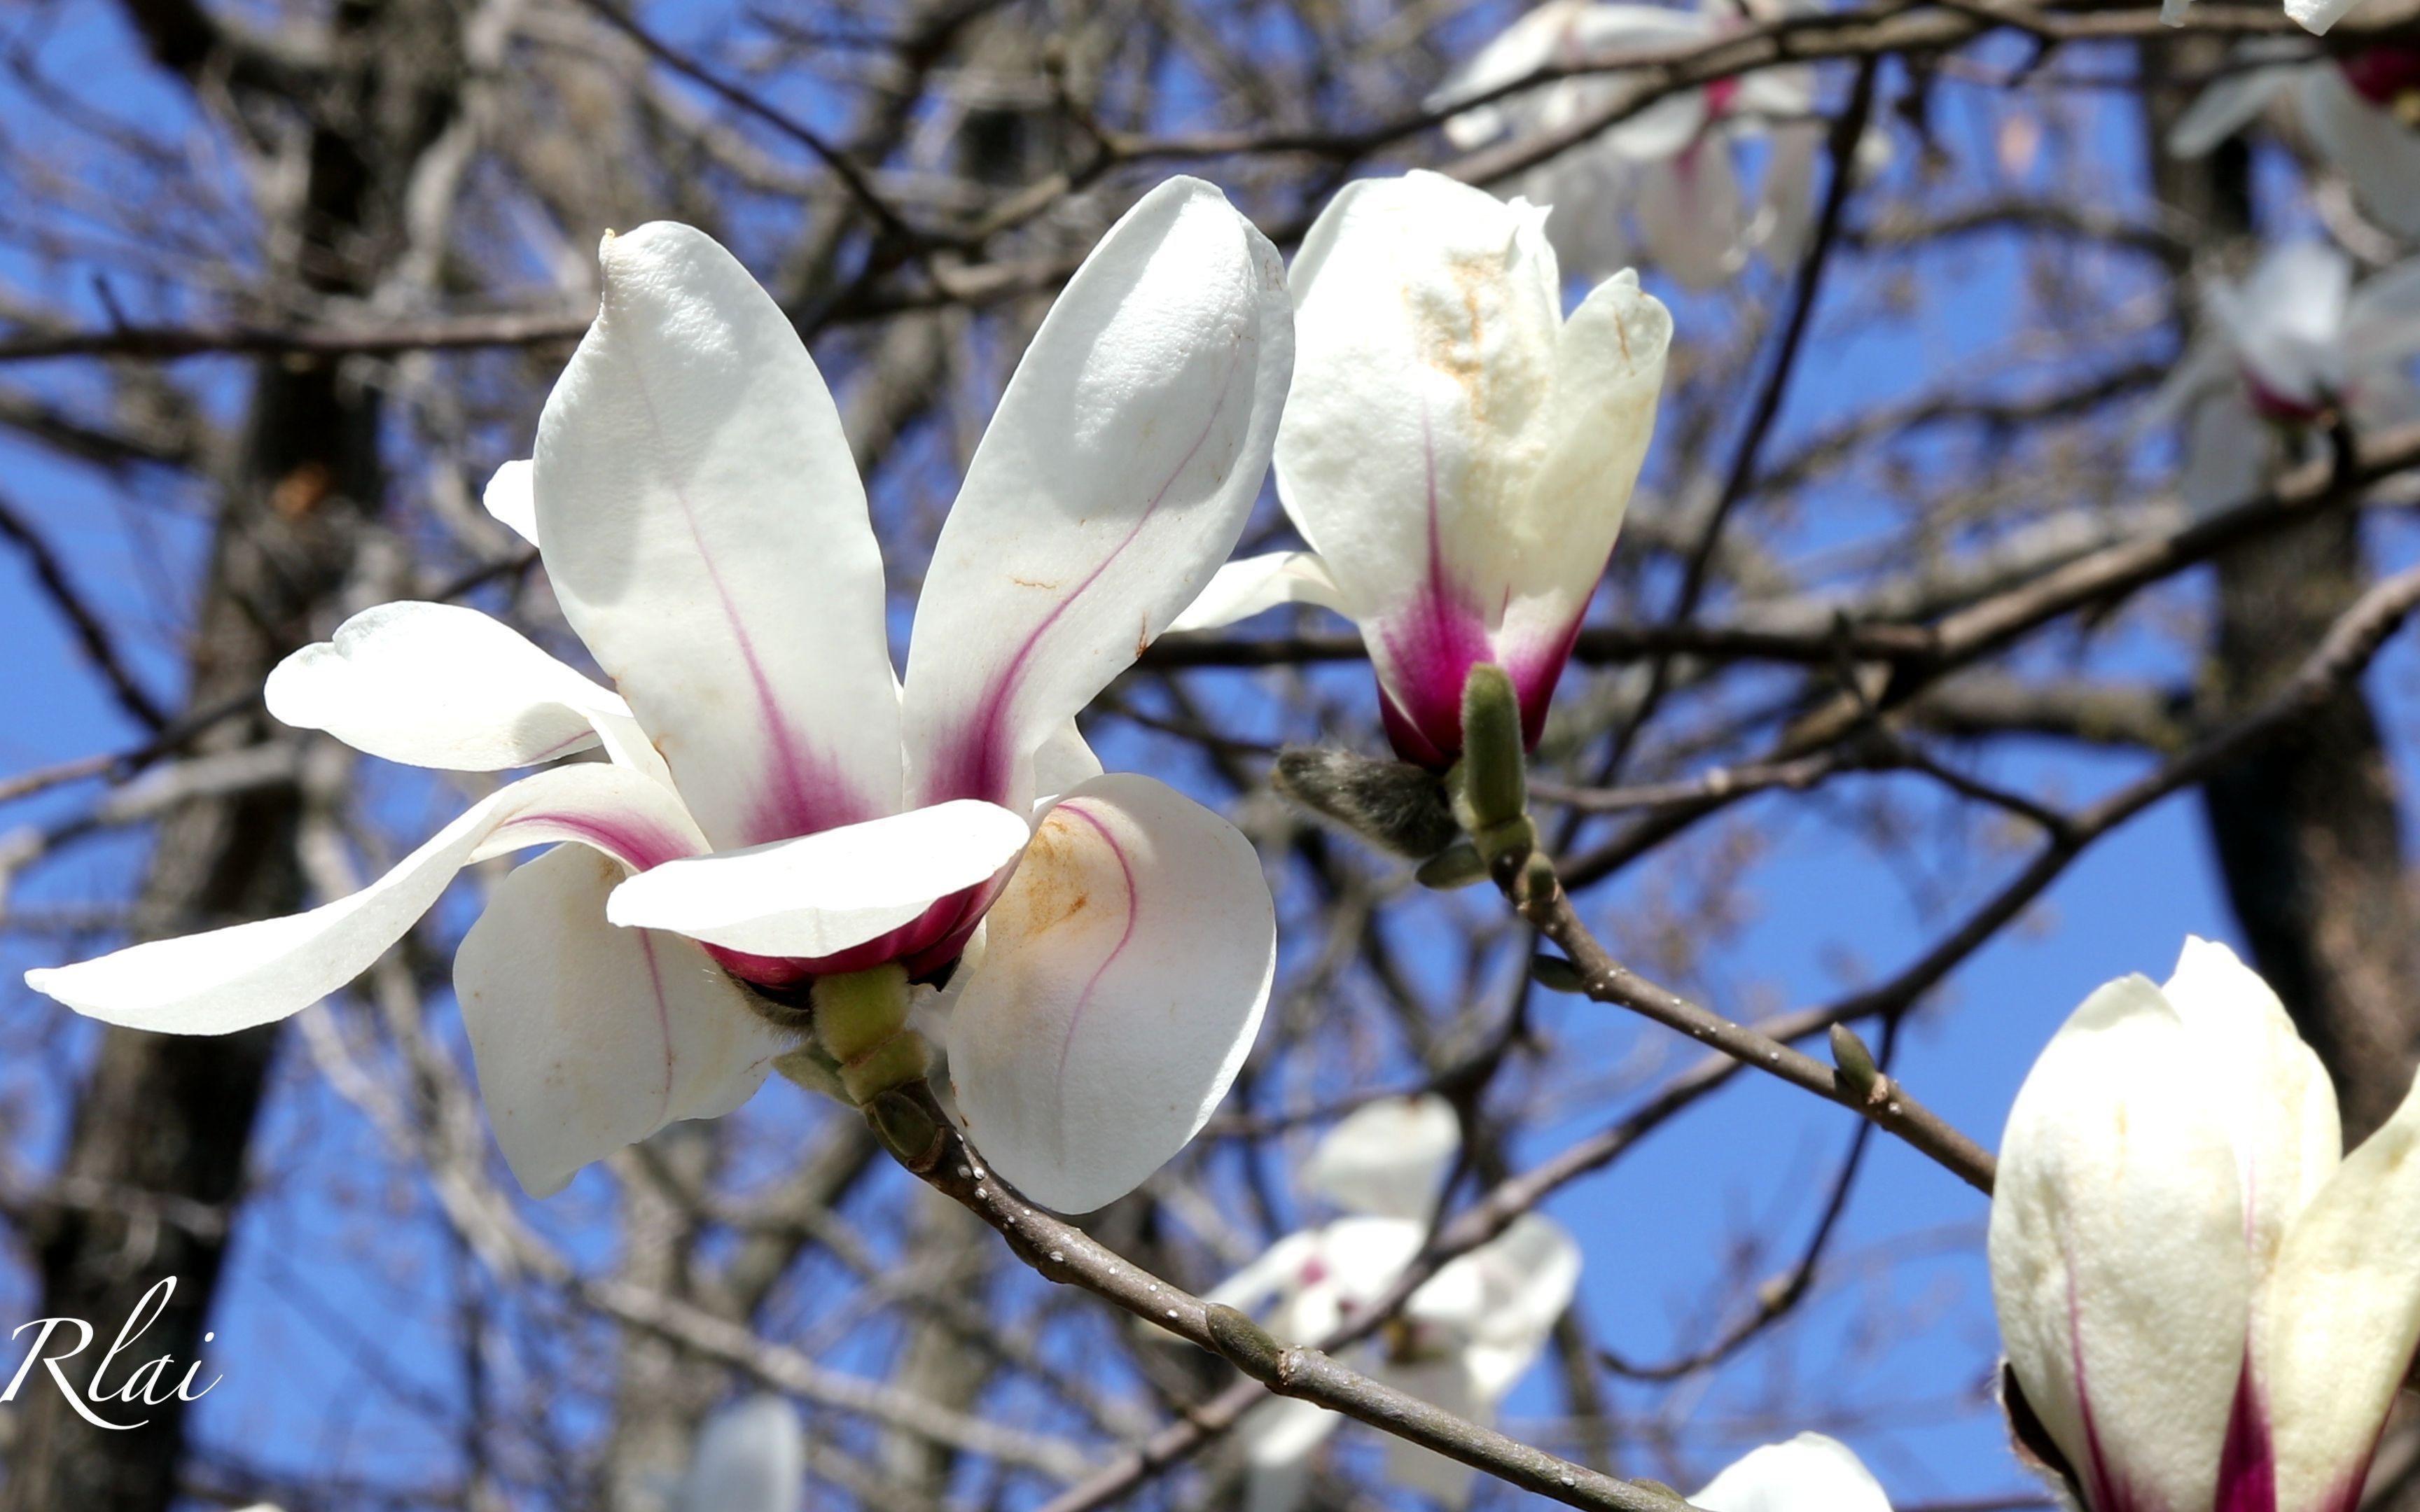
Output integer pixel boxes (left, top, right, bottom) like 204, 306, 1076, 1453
2215, 1353, 2276, 1512
921, 343, 1246, 809
2066, 1258, 2144, 1512
1372, 406, 1498, 769
496, 811, 695, 873
1047, 799, 1139, 1091
601, 339, 871, 849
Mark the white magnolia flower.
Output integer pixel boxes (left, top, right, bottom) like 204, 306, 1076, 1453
1207, 1096, 1582, 1512
2169, 41, 2420, 240
1428, 0, 1833, 289
1989, 937, 2420, 1512
1693, 1434, 1894, 1512
674, 1396, 803, 1512
27, 177, 1295, 1216
2150, 240, 2420, 513
1173, 171, 1671, 769
2168, 0, 2377, 41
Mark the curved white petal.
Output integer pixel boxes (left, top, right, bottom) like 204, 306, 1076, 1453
458, 846, 784, 1196
2213, 241, 2351, 405
605, 799, 1032, 958
534, 221, 903, 850
1753, 120, 1826, 270
2162, 936, 2341, 1277
265, 602, 627, 771
27, 765, 706, 1035
2287, 0, 2363, 35
2263, 1069, 2420, 1512
1166, 551, 1349, 634
1373, 1356, 1484, 1507
1501, 266, 1671, 672
1302, 1093, 1460, 1219
902, 178, 1293, 813
483, 459, 539, 547
1427, 0, 1583, 147
2168, 64, 2302, 158
1692, 1434, 1893, 1512
1458, 1214, 1583, 1403
1637, 142, 1749, 288
1987, 974, 2251, 1512
676, 1395, 805, 1512
944, 772, 1274, 1213
2302, 72, 2420, 238
1537, 151, 1641, 285
1206, 1230, 1324, 1315
1031, 720, 1104, 808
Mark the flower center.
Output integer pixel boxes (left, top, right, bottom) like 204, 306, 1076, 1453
2243, 368, 2330, 426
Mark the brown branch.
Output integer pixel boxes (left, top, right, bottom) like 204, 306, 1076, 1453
0, 491, 167, 729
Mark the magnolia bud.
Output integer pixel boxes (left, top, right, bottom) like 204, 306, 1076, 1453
1272, 746, 1461, 858
1829, 1023, 1881, 1099
1415, 842, 1489, 890
1456, 664, 1528, 833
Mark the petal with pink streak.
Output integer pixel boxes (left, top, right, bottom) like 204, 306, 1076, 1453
26, 764, 707, 1035
944, 774, 1273, 1213
534, 222, 903, 850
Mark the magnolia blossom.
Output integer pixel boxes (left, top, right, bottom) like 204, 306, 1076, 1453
2150, 241, 2420, 514
1172, 170, 1671, 768
1428, 0, 1831, 288
1694, 1434, 1894, 1512
674, 1396, 802, 1512
2169, 41, 2420, 240
26, 177, 1294, 1216
1989, 937, 2420, 1512
2167, 0, 2372, 39
1207, 1095, 1581, 1512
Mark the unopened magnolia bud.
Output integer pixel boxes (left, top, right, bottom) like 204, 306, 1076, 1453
1204, 1303, 1284, 1378
1830, 1022, 1880, 1097
1530, 954, 1587, 994
1272, 746, 1460, 859
839, 1030, 933, 1105
866, 1089, 946, 1172
1415, 842, 1488, 890
813, 964, 912, 1063
1457, 663, 1527, 832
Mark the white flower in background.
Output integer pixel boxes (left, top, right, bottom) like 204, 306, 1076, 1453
26, 176, 1295, 1217
673, 1396, 803, 1512
1173, 171, 1671, 769
1693, 1434, 1894, 1512
2149, 240, 2420, 513
2167, 0, 2378, 40
1428, 0, 1836, 289
1989, 937, 2420, 1512
1206, 1095, 1582, 1512
2169, 42, 2420, 240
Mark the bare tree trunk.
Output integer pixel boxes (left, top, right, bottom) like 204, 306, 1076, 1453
3, 6, 467, 1506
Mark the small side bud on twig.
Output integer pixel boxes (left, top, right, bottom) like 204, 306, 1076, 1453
1415, 841, 1489, 890
1455, 663, 1528, 834
772, 1043, 850, 1102
1830, 1022, 1881, 1098
1530, 954, 1588, 994
866, 1088, 947, 1173
1515, 848, 1559, 909
1203, 1303, 1285, 1380
1272, 746, 1461, 858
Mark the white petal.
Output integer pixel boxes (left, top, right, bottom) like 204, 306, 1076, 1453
2167, 64, 2302, 158
457, 846, 784, 1196
2161, 936, 2341, 1277
2263, 1069, 2420, 1512
943, 773, 1274, 1213
1031, 720, 1104, 808
1206, 1230, 1324, 1314
1302, 1093, 1460, 1219
2286, 0, 2361, 34
2213, 241, 2352, 404
483, 459, 539, 547
534, 222, 903, 850
1270, 172, 1569, 757
1167, 552, 1349, 634
2302, 73, 2420, 239
1374, 1356, 1484, 1507
1692, 1434, 1893, 1512
1986, 974, 2251, 1512
1458, 1214, 1583, 1403
676, 1395, 805, 1512
901, 178, 1293, 813
1499, 266, 1671, 678
27, 765, 705, 1035
2344, 256, 2420, 372
265, 601, 626, 771
1426, 1, 1586, 147
606, 799, 1033, 958
1753, 120, 1826, 270
1637, 142, 1749, 288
